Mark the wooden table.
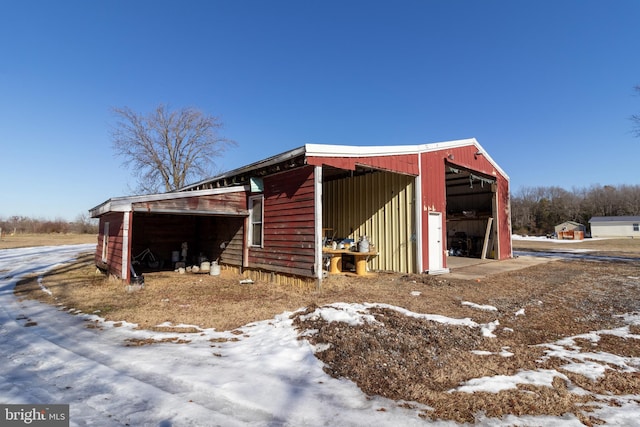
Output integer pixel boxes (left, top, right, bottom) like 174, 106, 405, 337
322, 248, 378, 276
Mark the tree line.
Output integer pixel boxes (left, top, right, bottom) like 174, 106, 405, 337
0, 214, 98, 235
511, 184, 640, 236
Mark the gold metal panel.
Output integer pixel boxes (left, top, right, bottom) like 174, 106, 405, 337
323, 170, 415, 273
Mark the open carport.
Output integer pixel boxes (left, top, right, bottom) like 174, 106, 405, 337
90, 187, 248, 281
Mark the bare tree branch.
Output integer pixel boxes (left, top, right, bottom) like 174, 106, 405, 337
110, 104, 235, 194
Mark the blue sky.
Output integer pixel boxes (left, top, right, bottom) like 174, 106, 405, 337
1, 1, 639, 220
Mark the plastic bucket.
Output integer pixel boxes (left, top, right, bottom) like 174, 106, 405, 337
210, 261, 221, 276
171, 251, 180, 262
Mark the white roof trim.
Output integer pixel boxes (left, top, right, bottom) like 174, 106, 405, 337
108, 139, 508, 213
304, 138, 478, 157
305, 138, 509, 180
90, 185, 249, 217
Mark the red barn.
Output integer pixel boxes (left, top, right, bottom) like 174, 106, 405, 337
90, 138, 511, 285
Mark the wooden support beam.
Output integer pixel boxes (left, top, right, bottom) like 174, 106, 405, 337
481, 217, 493, 260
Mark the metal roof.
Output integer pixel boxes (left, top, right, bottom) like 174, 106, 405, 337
91, 138, 508, 216
305, 138, 508, 179
556, 221, 584, 226
589, 216, 640, 223
89, 186, 248, 218
180, 137, 508, 192
180, 146, 306, 191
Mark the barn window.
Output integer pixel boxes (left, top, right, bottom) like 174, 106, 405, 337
249, 195, 264, 247
101, 222, 110, 262
634, 223, 639, 232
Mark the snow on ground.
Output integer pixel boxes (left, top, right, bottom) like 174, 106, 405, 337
461, 301, 498, 312
1, 245, 640, 426
511, 234, 597, 253
511, 234, 640, 263
511, 234, 601, 243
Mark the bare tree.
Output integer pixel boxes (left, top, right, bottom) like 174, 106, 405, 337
110, 104, 235, 193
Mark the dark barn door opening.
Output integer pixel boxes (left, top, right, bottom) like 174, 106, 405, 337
445, 164, 497, 259
130, 213, 244, 273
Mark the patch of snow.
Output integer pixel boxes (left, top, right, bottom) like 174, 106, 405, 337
617, 312, 640, 326
298, 302, 380, 326
476, 413, 586, 427
452, 369, 567, 393
155, 321, 203, 331
368, 303, 479, 328
36, 276, 52, 295
512, 234, 608, 243
500, 347, 514, 357
538, 321, 640, 381
312, 342, 332, 353
556, 332, 601, 348
561, 361, 610, 381
481, 320, 500, 338
461, 301, 498, 312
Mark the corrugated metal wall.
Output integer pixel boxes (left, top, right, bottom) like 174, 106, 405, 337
591, 222, 640, 238
250, 165, 317, 277
421, 146, 512, 264
323, 171, 416, 273
96, 212, 125, 279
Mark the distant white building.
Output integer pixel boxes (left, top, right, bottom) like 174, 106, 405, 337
589, 216, 640, 238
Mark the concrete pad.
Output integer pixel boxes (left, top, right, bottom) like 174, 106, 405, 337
445, 255, 559, 280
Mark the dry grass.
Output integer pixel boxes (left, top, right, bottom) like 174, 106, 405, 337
291, 258, 640, 423
0, 233, 96, 250
11, 237, 640, 424
14, 254, 307, 331
513, 236, 640, 258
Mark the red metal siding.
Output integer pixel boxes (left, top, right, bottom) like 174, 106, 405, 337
124, 212, 133, 281
248, 165, 317, 277
420, 152, 447, 269
307, 154, 419, 175
440, 145, 512, 259
496, 176, 512, 259
95, 212, 125, 279
420, 146, 512, 270
131, 192, 246, 214
439, 145, 503, 179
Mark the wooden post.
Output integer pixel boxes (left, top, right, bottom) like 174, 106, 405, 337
481, 217, 493, 259
355, 254, 368, 276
